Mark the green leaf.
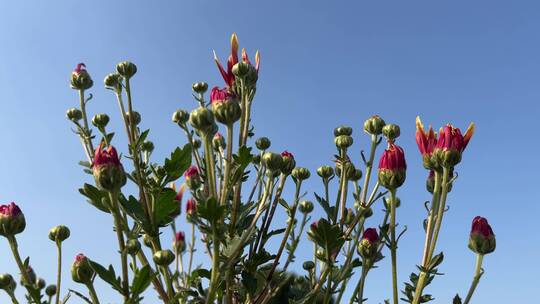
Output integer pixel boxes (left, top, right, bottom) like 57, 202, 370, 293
197, 197, 225, 223
154, 188, 179, 226
89, 260, 123, 293
133, 129, 150, 150
119, 195, 147, 225
307, 218, 344, 261
190, 268, 211, 281
428, 252, 444, 271
314, 193, 336, 222
163, 144, 192, 183
79, 183, 110, 213
241, 271, 258, 297
131, 265, 156, 296
230, 146, 253, 185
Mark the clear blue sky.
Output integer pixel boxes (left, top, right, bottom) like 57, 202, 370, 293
1, 1, 538, 303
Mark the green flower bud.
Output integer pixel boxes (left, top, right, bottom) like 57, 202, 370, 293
383, 196, 401, 210
0, 202, 26, 237
92, 113, 110, 129
192, 139, 202, 150
349, 168, 363, 181
382, 124, 400, 141
262, 152, 283, 172
211, 88, 242, 125
357, 228, 380, 260
232, 61, 251, 78
48, 225, 70, 243
354, 202, 373, 219
153, 250, 175, 266
192, 82, 209, 94
143, 234, 153, 248
189, 107, 215, 135
104, 73, 122, 91
334, 125, 353, 137
141, 141, 154, 153
468, 217, 496, 255
334, 135, 353, 150
172, 109, 190, 125
66, 108, 82, 122
292, 167, 311, 181
116, 61, 137, 79
280, 151, 296, 175
71, 254, 94, 285
45, 284, 57, 297
363, 115, 386, 135
70, 63, 93, 90
299, 200, 314, 214
92, 145, 126, 192
317, 165, 334, 179
0, 274, 14, 290
255, 137, 271, 150
125, 111, 141, 126
37, 278, 46, 290
302, 261, 315, 271
126, 239, 141, 255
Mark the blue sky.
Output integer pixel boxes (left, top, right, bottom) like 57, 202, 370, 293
1, 1, 539, 303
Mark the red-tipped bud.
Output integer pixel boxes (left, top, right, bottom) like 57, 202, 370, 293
174, 231, 186, 254
433, 122, 474, 168
71, 254, 94, 284
184, 166, 201, 190
0, 202, 26, 237
358, 228, 380, 260
70, 63, 93, 90
468, 216, 496, 255
415, 116, 439, 169
210, 87, 241, 125
280, 150, 296, 175
92, 144, 126, 192
378, 144, 407, 190
186, 198, 197, 222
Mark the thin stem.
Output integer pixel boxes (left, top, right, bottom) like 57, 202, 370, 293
109, 192, 129, 301
350, 265, 369, 304
8, 291, 20, 304
389, 189, 399, 304
136, 251, 169, 303
203, 135, 217, 198
206, 226, 221, 304
282, 212, 309, 271
6, 236, 42, 304
85, 282, 100, 304
55, 241, 63, 304
421, 171, 442, 265
463, 254, 484, 304
187, 223, 196, 283
78, 89, 94, 156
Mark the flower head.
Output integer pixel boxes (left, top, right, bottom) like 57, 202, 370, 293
378, 144, 406, 190
92, 144, 126, 191
415, 117, 438, 170
433, 122, 474, 168
210, 87, 241, 124
358, 228, 380, 260
184, 165, 199, 178
362, 228, 379, 244
468, 216, 496, 255
71, 253, 94, 284
70, 63, 93, 90
214, 33, 260, 88
0, 202, 26, 236
186, 198, 197, 219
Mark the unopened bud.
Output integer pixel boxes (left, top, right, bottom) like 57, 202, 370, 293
70, 63, 93, 90
255, 137, 271, 150
382, 124, 400, 141
104, 73, 122, 91
363, 115, 386, 135
280, 151, 296, 175
0, 202, 26, 237
92, 114, 110, 129
334, 126, 353, 137
172, 109, 190, 125
212, 133, 226, 151
262, 152, 283, 173
66, 108, 82, 122
71, 254, 94, 284
192, 82, 209, 94
141, 141, 154, 153
299, 200, 314, 214
153, 250, 175, 266
189, 107, 215, 135
45, 284, 57, 297
125, 111, 141, 126
48, 225, 70, 243
0, 274, 14, 290
116, 61, 137, 79
302, 261, 315, 271
126, 239, 141, 255
317, 165, 334, 179
292, 167, 310, 181
335, 135, 353, 150
232, 61, 251, 78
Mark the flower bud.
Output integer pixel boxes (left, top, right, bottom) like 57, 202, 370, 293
378, 144, 406, 190
292, 167, 311, 181
354, 202, 373, 219
192, 82, 209, 94
212, 133, 226, 151
184, 166, 201, 190
20, 266, 36, 287
125, 111, 141, 126
70, 63, 93, 90
104, 73, 122, 91
433, 123, 474, 168
317, 165, 334, 179
143, 234, 153, 248
280, 151, 296, 175
299, 200, 314, 214
302, 261, 315, 271
126, 239, 141, 255
141, 141, 154, 153
349, 168, 363, 181
66, 108, 83, 122
255, 137, 271, 150
382, 124, 400, 141
262, 152, 283, 173
334, 126, 353, 137
232, 61, 251, 78
0, 274, 14, 290
415, 117, 438, 170
210, 87, 242, 125
45, 284, 57, 297
192, 139, 202, 150
186, 198, 197, 221
37, 278, 46, 290
363, 115, 386, 135
48, 225, 70, 243
153, 250, 175, 266
383, 196, 401, 210
174, 232, 186, 254
357, 228, 379, 260
189, 107, 215, 135
92, 144, 126, 192
116, 61, 137, 79
71, 254, 94, 284
172, 109, 190, 125
468, 216, 496, 255
334, 135, 353, 150
92, 114, 110, 129
0, 202, 26, 236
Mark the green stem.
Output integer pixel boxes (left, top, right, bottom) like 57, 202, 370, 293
109, 192, 129, 301
463, 254, 484, 304
421, 171, 442, 266
6, 290, 20, 304
55, 242, 63, 304
78, 89, 94, 156
6, 236, 42, 304
206, 226, 220, 304
389, 189, 399, 304
350, 264, 369, 304
427, 167, 451, 257
187, 223, 196, 284
136, 251, 169, 303
85, 282, 101, 304
203, 135, 217, 198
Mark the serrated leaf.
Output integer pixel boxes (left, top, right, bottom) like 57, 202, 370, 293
89, 260, 123, 293
241, 271, 257, 297
307, 218, 344, 260
197, 197, 225, 223
154, 188, 179, 226
131, 265, 155, 295
163, 144, 192, 183
79, 183, 110, 213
